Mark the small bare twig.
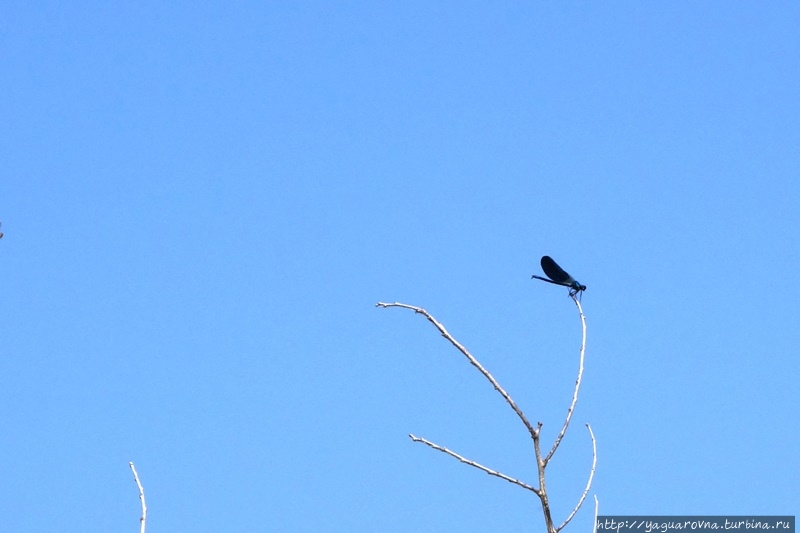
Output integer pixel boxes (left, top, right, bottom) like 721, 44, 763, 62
129, 462, 147, 533
593, 494, 600, 533
409, 434, 540, 494
544, 295, 587, 465
375, 302, 537, 440
556, 423, 597, 532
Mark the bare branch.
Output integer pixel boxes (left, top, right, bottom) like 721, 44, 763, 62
409, 434, 540, 494
378, 297, 596, 533
556, 423, 598, 532
129, 462, 147, 533
533, 422, 555, 533
593, 495, 600, 533
376, 302, 537, 439
544, 295, 587, 465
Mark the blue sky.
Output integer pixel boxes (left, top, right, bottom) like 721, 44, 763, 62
2, 2, 798, 531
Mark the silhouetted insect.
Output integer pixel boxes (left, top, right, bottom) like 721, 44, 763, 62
532, 256, 586, 298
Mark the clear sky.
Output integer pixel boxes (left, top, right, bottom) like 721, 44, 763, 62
2, 2, 798, 531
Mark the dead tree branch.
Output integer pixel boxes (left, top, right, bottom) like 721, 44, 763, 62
545, 295, 587, 465
556, 423, 597, 532
129, 462, 147, 533
377, 296, 594, 533
375, 302, 537, 439
410, 434, 539, 494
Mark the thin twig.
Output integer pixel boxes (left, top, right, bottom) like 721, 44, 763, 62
556, 423, 597, 532
544, 295, 587, 465
376, 302, 537, 439
409, 434, 539, 494
129, 462, 147, 533
593, 495, 599, 533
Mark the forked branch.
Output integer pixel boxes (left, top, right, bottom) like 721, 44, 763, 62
377, 298, 595, 533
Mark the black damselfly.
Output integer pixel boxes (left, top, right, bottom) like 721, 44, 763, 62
531, 256, 586, 298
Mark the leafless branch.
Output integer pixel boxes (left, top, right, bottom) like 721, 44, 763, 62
377, 297, 596, 533
375, 302, 537, 439
409, 434, 540, 494
129, 462, 147, 533
593, 494, 600, 533
544, 295, 587, 465
556, 423, 597, 532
